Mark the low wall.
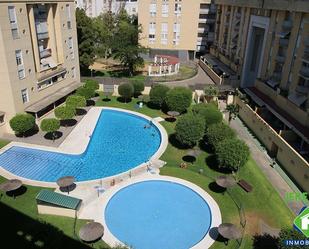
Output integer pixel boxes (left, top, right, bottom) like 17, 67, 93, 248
255, 80, 309, 128
236, 96, 309, 192
198, 60, 222, 85
37, 204, 78, 218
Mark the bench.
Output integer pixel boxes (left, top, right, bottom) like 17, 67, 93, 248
238, 179, 253, 192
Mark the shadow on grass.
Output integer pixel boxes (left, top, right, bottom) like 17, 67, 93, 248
102, 97, 111, 102
252, 233, 279, 249
206, 155, 232, 174
209, 227, 228, 244
165, 117, 176, 123
60, 119, 77, 127
86, 100, 96, 106
208, 182, 226, 194
59, 184, 77, 194
6, 186, 27, 198
116, 97, 132, 103
182, 155, 196, 164
0, 202, 95, 249
198, 140, 213, 154
44, 131, 63, 141
146, 102, 161, 110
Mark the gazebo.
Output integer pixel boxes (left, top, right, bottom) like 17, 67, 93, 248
148, 55, 180, 77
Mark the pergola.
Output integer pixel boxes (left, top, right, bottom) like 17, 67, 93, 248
148, 55, 180, 77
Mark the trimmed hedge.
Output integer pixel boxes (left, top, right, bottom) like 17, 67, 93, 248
9, 113, 35, 136
165, 87, 192, 113
66, 95, 86, 109
149, 84, 170, 108
205, 123, 235, 151
118, 83, 134, 102
40, 118, 60, 141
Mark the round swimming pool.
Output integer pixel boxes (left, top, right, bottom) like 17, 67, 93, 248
0, 109, 163, 182
104, 180, 212, 249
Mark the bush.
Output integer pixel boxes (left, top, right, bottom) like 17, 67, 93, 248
165, 87, 192, 113
204, 85, 219, 97
118, 83, 134, 102
205, 123, 235, 151
54, 106, 76, 126
278, 229, 306, 249
66, 95, 86, 109
76, 87, 96, 100
84, 79, 99, 91
175, 113, 205, 147
149, 84, 170, 108
9, 113, 35, 136
193, 103, 222, 128
130, 80, 145, 97
216, 138, 250, 171
40, 118, 60, 141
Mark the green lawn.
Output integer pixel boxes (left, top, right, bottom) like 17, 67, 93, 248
0, 97, 294, 249
151, 65, 198, 82
0, 139, 9, 148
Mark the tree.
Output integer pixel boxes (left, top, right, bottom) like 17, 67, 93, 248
54, 106, 76, 127
130, 79, 145, 97
278, 228, 306, 249
205, 123, 235, 151
226, 104, 239, 124
76, 86, 96, 100
216, 138, 250, 172
84, 79, 99, 91
193, 103, 222, 128
9, 113, 35, 136
66, 95, 86, 109
204, 85, 219, 102
76, 8, 96, 73
112, 12, 147, 75
175, 113, 205, 147
149, 84, 170, 108
165, 87, 192, 113
118, 83, 134, 102
40, 118, 60, 141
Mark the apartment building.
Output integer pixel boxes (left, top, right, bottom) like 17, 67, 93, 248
199, 0, 309, 192
138, 0, 216, 60
0, 0, 81, 136
76, 0, 138, 17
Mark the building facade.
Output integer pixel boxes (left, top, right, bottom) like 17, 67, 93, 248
0, 0, 81, 135
138, 0, 216, 60
199, 0, 309, 192
76, 0, 138, 17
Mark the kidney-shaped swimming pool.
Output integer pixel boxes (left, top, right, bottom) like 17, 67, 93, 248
0, 109, 162, 182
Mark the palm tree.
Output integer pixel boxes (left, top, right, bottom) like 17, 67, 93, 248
226, 104, 239, 124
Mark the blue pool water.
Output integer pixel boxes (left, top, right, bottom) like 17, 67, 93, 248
105, 180, 212, 249
0, 110, 161, 182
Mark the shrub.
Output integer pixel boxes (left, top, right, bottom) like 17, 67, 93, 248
216, 138, 250, 171
54, 106, 76, 126
76, 86, 96, 100
40, 118, 60, 141
165, 87, 192, 113
193, 103, 222, 128
66, 95, 86, 109
149, 84, 170, 108
9, 113, 35, 136
175, 113, 205, 147
118, 83, 134, 102
84, 79, 99, 90
130, 80, 145, 97
205, 123, 235, 151
204, 85, 219, 97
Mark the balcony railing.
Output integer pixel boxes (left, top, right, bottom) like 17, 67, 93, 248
40, 48, 52, 59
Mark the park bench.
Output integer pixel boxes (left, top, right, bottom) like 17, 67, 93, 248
238, 179, 253, 192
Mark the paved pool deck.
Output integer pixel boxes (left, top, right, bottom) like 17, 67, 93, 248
0, 107, 168, 188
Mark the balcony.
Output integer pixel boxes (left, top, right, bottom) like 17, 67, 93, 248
296, 85, 309, 95
299, 66, 309, 79
282, 20, 293, 31
40, 48, 52, 59
279, 38, 289, 47
36, 22, 49, 40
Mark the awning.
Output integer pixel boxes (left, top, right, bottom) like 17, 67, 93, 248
288, 93, 307, 107
37, 66, 67, 83
25, 81, 82, 113
266, 79, 280, 88
244, 88, 265, 107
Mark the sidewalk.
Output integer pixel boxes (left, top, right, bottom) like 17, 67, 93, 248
228, 116, 303, 214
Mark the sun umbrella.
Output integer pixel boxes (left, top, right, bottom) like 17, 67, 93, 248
0, 179, 22, 198
79, 222, 104, 242
167, 111, 180, 118
215, 175, 236, 188
218, 223, 242, 240
56, 176, 75, 194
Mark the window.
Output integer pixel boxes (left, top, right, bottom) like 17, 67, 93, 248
174, 1, 181, 15
8, 6, 19, 39
18, 69, 25, 79
68, 37, 73, 49
72, 67, 76, 78
149, 22, 156, 43
161, 23, 168, 45
21, 88, 29, 103
162, 3, 169, 17
15, 50, 23, 66
66, 4, 72, 29
150, 3, 156, 17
